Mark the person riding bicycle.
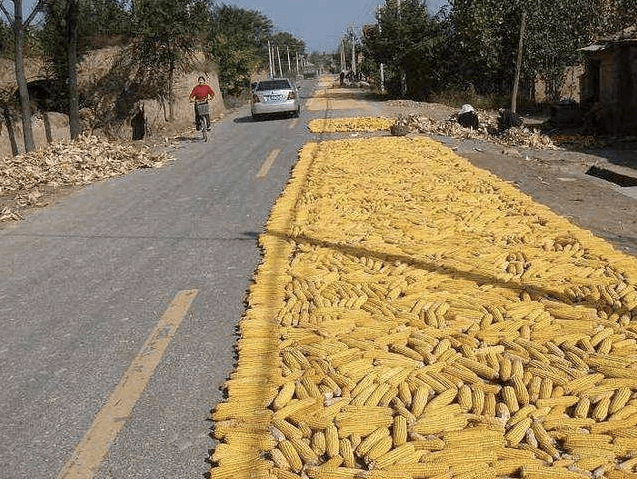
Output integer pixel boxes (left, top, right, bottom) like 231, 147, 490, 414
189, 76, 215, 131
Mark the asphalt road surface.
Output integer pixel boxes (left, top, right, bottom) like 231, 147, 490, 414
0, 79, 327, 478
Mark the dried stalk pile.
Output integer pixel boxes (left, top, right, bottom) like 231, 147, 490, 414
0, 134, 170, 222
211, 131, 637, 478
394, 114, 557, 150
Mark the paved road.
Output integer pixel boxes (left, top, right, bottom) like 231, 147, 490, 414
0, 79, 323, 478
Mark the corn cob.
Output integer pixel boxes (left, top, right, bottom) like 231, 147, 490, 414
356, 427, 391, 457
278, 439, 303, 473
393, 415, 408, 447
325, 423, 340, 458
505, 418, 532, 447
365, 434, 393, 462
370, 443, 416, 470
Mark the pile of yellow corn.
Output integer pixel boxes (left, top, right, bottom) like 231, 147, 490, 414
211, 126, 637, 479
308, 117, 395, 134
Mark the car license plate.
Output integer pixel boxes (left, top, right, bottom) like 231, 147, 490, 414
267, 94, 284, 102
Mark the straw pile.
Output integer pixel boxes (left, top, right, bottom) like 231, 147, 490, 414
211, 124, 637, 479
0, 134, 171, 222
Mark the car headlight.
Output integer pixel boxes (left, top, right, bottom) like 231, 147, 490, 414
252, 94, 260, 103
287, 91, 297, 100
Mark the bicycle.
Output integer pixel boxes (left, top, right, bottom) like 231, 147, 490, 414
195, 100, 210, 142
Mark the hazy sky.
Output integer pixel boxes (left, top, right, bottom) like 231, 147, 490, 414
19, 0, 448, 52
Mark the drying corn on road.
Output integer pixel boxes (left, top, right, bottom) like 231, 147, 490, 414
1, 74, 637, 479
210, 77, 637, 479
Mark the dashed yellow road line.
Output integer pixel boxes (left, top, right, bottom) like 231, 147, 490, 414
257, 148, 281, 179
59, 289, 199, 479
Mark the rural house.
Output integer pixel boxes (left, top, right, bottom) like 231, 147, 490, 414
580, 26, 637, 134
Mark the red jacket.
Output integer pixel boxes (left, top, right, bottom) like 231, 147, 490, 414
190, 84, 214, 101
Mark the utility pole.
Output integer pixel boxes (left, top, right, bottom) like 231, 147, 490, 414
377, 4, 385, 94
268, 40, 274, 78
276, 45, 283, 78
511, 10, 527, 114
397, 0, 406, 96
340, 39, 346, 72
350, 28, 356, 76
286, 45, 291, 76
296, 52, 300, 77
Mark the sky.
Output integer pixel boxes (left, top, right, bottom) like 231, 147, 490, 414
19, 0, 448, 53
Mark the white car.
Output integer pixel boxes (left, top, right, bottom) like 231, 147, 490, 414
251, 78, 300, 120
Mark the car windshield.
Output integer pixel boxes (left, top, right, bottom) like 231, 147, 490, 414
256, 80, 291, 91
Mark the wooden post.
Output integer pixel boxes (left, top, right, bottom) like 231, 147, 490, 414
511, 10, 527, 114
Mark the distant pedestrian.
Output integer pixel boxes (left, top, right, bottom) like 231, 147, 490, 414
339, 71, 345, 86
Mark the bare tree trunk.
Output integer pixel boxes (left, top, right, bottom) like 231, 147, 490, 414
13, 0, 35, 152
3, 107, 19, 156
511, 10, 527, 114
42, 111, 53, 143
67, 0, 81, 139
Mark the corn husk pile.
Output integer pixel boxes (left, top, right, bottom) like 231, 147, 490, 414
393, 114, 557, 150
211, 131, 637, 478
0, 134, 171, 222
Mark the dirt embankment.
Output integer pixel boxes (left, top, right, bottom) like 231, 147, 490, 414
0, 47, 225, 157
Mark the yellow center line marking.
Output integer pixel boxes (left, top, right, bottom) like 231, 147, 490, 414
257, 148, 281, 179
289, 118, 299, 129
59, 289, 199, 479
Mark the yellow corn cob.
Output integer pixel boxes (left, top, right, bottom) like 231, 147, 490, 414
511, 375, 530, 406
471, 386, 486, 415
278, 439, 303, 473
273, 398, 319, 421
270, 447, 291, 470
273, 418, 304, 440
505, 418, 532, 447
398, 381, 412, 406
290, 437, 319, 465
371, 443, 416, 470
499, 356, 513, 381
521, 465, 589, 479
393, 414, 408, 446
272, 382, 297, 410
574, 397, 591, 418
325, 423, 339, 458
339, 438, 355, 468
311, 431, 326, 456
365, 434, 393, 462
301, 376, 323, 400
593, 397, 611, 421
350, 374, 376, 399
529, 376, 542, 402
507, 405, 536, 428
511, 358, 524, 379
539, 378, 553, 399
563, 373, 605, 394
411, 413, 468, 435
502, 386, 520, 412
411, 385, 429, 417
531, 422, 559, 459
609, 387, 632, 414
422, 387, 458, 415
356, 427, 391, 457
457, 384, 472, 410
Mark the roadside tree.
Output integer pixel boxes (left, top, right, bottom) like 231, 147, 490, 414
0, 0, 46, 152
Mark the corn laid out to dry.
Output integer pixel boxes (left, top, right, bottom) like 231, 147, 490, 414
308, 117, 396, 134
211, 129, 637, 478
